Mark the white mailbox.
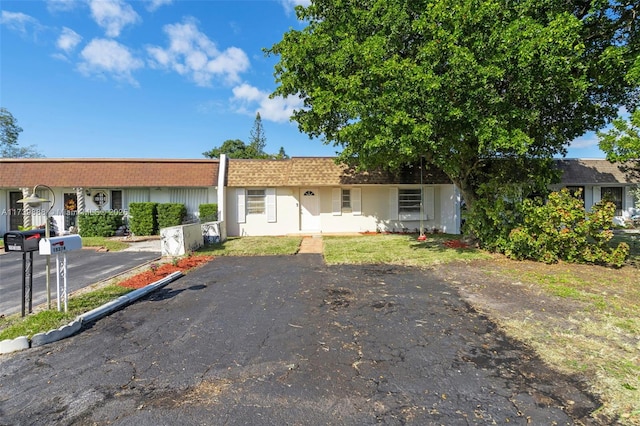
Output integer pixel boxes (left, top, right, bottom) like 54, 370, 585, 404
39, 235, 82, 255
38, 235, 82, 313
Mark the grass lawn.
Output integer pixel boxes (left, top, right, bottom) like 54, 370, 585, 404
81, 236, 129, 252
0, 285, 131, 341
323, 233, 491, 265
197, 236, 302, 256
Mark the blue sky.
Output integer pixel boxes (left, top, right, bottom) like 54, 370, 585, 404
1, 0, 608, 160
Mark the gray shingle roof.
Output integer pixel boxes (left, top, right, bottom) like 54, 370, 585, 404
555, 159, 639, 185
226, 157, 451, 186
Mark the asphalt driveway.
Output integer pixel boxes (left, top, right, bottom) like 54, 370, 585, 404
0, 254, 597, 425
0, 248, 159, 316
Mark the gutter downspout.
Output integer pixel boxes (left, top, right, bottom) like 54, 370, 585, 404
217, 154, 227, 241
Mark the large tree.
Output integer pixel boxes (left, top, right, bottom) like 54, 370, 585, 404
0, 107, 42, 158
249, 112, 267, 156
268, 0, 639, 233
203, 139, 257, 159
202, 138, 288, 159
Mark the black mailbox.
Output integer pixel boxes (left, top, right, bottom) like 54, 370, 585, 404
3, 229, 48, 252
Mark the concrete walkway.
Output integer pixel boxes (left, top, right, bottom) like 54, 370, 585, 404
298, 235, 323, 254
121, 238, 161, 252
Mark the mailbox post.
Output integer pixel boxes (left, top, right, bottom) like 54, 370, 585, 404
39, 235, 82, 312
3, 230, 48, 317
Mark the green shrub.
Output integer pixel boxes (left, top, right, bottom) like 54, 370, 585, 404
503, 188, 629, 266
463, 181, 536, 251
128, 202, 158, 236
199, 203, 218, 222
78, 211, 123, 237
157, 203, 187, 229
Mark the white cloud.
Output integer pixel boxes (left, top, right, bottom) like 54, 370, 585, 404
147, 18, 249, 86
232, 83, 302, 123
145, 0, 173, 11
57, 27, 82, 53
78, 38, 143, 86
280, 0, 310, 14
568, 133, 599, 149
0, 11, 40, 34
281, 0, 311, 8
46, 0, 79, 13
89, 0, 140, 37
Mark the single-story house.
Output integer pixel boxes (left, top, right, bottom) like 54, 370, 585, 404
552, 159, 639, 224
224, 157, 461, 236
2, 157, 638, 238
0, 158, 221, 236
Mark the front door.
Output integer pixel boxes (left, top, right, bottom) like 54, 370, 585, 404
300, 188, 320, 231
64, 193, 78, 230
9, 191, 23, 230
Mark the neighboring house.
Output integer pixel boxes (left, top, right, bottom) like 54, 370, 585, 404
225, 157, 461, 236
552, 159, 639, 224
0, 158, 221, 236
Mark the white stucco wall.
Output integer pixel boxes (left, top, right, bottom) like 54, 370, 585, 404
226, 184, 459, 237
227, 187, 300, 236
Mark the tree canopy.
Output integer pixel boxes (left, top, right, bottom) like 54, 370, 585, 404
202, 139, 259, 159
203, 112, 289, 160
0, 107, 42, 158
598, 55, 640, 171
268, 0, 639, 219
598, 109, 640, 162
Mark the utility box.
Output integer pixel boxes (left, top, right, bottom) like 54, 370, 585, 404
3, 230, 47, 252
39, 235, 82, 255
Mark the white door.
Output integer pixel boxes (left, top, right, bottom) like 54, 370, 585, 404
300, 188, 320, 231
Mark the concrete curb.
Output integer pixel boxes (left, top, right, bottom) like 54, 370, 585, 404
79, 271, 183, 324
0, 336, 29, 354
0, 271, 184, 355
31, 319, 83, 347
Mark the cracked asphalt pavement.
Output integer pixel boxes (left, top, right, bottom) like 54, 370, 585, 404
0, 255, 598, 425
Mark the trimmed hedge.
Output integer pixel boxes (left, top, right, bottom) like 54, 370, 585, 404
199, 203, 218, 222
78, 211, 123, 237
157, 203, 187, 229
128, 202, 158, 236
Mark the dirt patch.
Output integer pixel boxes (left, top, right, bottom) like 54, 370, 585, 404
117, 255, 213, 289
434, 257, 639, 424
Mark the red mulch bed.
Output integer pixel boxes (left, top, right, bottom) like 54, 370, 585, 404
442, 239, 470, 249
118, 255, 214, 289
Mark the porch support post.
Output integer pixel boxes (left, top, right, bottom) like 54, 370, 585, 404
74, 187, 84, 233
20, 187, 31, 229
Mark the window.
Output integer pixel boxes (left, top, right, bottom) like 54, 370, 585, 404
247, 189, 266, 214
398, 189, 422, 215
332, 187, 361, 216
601, 187, 623, 216
390, 187, 434, 221
342, 189, 351, 209
111, 190, 123, 211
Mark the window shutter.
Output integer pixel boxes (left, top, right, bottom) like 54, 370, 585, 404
236, 188, 246, 223
423, 187, 435, 220
352, 188, 362, 216
389, 187, 398, 220
332, 188, 342, 216
266, 188, 276, 223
